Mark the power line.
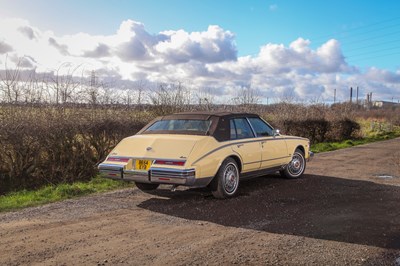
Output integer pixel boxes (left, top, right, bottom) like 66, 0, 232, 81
312, 16, 400, 43
339, 29, 400, 46
344, 38, 400, 53
347, 51, 400, 62
347, 45, 400, 59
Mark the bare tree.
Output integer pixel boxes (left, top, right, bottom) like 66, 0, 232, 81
232, 86, 261, 112
50, 63, 82, 104
195, 87, 215, 111
0, 56, 21, 103
148, 81, 192, 115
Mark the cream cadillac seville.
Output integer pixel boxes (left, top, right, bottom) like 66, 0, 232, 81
98, 112, 313, 198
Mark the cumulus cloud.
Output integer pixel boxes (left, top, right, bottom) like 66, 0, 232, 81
18, 26, 37, 40
364, 67, 400, 84
256, 38, 352, 74
9, 55, 37, 68
0, 17, 399, 102
0, 41, 13, 54
83, 43, 111, 58
156, 25, 237, 63
48, 37, 70, 56
111, 21, 237, 64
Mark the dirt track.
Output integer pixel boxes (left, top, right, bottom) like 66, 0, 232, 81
1, 138, 400, 265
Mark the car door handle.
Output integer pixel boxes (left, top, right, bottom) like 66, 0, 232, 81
237, 144, 243, 148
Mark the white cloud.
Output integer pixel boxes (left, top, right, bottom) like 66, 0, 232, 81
0, 41, 13, 54
18, 26, 37, 40
0, 17, 399, 103
156, 25, 237, 63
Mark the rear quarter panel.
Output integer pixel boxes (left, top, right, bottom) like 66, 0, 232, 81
187, 137, 239, 179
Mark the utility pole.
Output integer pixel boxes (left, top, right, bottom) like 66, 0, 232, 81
356, 86, 359, 105
350, 87, 353, 103
334, 88, 336, 104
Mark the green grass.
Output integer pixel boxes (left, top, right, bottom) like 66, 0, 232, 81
0, 177, 132, 213
311, 130, 400, 153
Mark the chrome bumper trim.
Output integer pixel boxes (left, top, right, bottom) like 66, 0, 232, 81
149, 168, 196, 185
98, 163, 124, 179
98, 163, 211, 187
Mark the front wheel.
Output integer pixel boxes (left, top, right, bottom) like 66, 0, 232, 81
135, 182, 159, 191
280, 149, 306, 179
212, 158, 240, 199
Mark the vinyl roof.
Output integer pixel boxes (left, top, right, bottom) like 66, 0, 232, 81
161, 111, 259, 120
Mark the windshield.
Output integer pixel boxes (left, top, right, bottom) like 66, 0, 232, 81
144, 119, 212, 135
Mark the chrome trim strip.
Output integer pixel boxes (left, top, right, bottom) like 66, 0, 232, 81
245, 117, 257, 138
192, 137, 292, 165
150, 167, 195, 173
243, 156, 291, 165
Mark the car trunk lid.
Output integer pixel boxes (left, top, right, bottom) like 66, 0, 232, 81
108, 134, 206, 160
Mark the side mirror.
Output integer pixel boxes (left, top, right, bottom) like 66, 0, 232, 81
273, 129, 280, 136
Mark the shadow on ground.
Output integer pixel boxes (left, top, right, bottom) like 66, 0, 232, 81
138, 174, 400, 249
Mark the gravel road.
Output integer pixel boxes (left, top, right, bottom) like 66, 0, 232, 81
1, 138, 400, 265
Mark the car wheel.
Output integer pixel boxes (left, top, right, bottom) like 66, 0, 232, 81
212, 158, 240, 199
135, 182, 159, 191
281, 149, 306, 179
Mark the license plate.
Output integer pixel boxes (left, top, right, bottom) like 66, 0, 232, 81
135, 159, 152, 171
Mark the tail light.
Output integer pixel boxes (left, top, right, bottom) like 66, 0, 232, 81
107, 157, 130, 163
154, 160, 185, 166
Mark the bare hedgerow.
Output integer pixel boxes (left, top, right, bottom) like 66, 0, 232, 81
0, 104, 148, 194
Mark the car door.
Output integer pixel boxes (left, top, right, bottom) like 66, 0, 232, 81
247, 117, 289, 169
230, 118, 261, 172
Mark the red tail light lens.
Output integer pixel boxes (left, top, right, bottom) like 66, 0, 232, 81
107, 157, 130, 163
154, 160, 185, 166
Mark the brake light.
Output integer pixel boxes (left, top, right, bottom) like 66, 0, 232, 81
154, 160, 185, 166
107, 157, 130, 163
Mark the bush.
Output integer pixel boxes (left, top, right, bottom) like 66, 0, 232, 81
282, 119, 330, 143
0, 105, 147, 194
326, 119, 361, 141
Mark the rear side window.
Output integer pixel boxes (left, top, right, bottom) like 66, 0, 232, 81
230, 118, 254, 139
248, 117, 274, 137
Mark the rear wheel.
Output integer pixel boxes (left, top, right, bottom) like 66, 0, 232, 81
212, 158, 240, 199
135, 182, 159, 191
280, 149, 306, 179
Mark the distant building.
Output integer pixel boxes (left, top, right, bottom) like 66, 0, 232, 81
372, 100, 400, 109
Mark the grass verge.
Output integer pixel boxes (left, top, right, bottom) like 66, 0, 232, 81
0, 177, 132, 213
311, 131, 400, 153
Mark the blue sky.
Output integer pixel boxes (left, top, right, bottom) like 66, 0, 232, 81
0, 0, 399, 103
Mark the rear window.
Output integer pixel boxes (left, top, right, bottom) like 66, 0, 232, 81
144, 119, 212, 134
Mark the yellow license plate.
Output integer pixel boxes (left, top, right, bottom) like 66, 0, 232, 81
135, 159, 152, 171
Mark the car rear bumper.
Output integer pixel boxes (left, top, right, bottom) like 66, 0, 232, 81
98, 163, 211, 187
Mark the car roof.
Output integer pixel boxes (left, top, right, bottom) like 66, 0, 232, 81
160, 111, 259, 120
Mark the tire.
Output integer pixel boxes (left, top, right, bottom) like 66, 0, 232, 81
212, 158, 240, 199
280, 149, 306, 179
135, 182, 159, 191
